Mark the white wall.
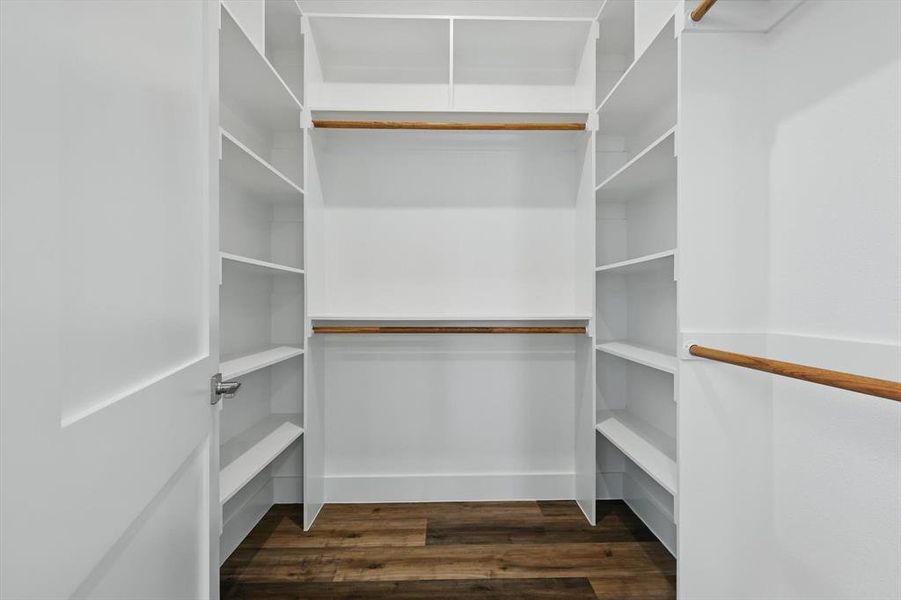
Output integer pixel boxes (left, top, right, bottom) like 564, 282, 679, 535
679, 1, 901, 598
322, 335, 577, 501
765, 2, 900, 598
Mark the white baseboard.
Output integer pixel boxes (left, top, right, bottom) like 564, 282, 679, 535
324, 472, 575, 503
596, 471, 624, 498
272, 475, 303, 503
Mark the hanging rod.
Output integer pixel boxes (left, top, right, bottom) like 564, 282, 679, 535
313, 326, 586, 334
312, 120, 586, 131
688, 344, 901, 402
691, 0, 718, 21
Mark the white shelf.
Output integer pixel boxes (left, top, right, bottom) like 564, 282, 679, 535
220, 129, 304, 201
311, 108, 590, 125
596, 15, 676, 132
220, 414, 303, 504
596, 250, 676, 275
596, 342, 678, 375
596, 128, 676, 198
220, 3, 302, 129
596, 411, 677, 495
220, 346, 304, 380
220, 252, 304, 275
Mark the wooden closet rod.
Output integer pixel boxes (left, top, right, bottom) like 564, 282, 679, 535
312, 120, 586, 131
691, 0, 718, 21
688, 345, 901, 402
314, 326, 586, 334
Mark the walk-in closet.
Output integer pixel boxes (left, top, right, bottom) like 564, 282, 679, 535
1, 1, 898, 599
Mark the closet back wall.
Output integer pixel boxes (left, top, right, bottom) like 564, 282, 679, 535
309, 130, 586, 317
305, 126, 592, 502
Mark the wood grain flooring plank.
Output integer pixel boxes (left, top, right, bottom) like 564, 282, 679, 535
222, 548, 338, 584
537, 500, 586, 518
590, 573, 677, 599
426, 515, 658, 545
244, 518, 427, 549
223, 578, 598, 599
330, 542, 676, 582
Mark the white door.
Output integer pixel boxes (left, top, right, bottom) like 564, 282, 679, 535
0, 1, 219, 598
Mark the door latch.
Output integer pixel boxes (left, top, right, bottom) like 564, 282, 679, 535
210, 373, 241, 405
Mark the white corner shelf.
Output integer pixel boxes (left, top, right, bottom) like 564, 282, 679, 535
220, 252, 304, 276
596, 341, 678, 375
596, 15, 676, 131
220, 414, 304, 505
596, 249, 676, 275
595, 127, 676, 198
596, 411, 677, 495
220, 345, 304, 380
220, 3, 302, 129
220, 129, 304, 201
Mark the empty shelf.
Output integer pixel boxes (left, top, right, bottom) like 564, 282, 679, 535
596, 16, 676, 132
220, 415, 303, 504
220, 4, 302, 129
220, 252, 304, 275
596, 342, 678, 375
596, 412, 677, 495
220, 346, 304, 380
596, 128, 676, 198
220, 129, 304, 201
596, 250, 676, 275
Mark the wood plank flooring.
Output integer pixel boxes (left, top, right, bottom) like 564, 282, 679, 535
221, 500, 676, 599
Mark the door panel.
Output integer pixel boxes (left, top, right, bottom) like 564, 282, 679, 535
0, 1, 217, 597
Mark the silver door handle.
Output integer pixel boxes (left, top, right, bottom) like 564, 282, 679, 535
210, 373, 241, 405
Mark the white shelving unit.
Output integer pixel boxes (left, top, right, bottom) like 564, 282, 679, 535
593, 2, 679, 555
218, 0, 306, 564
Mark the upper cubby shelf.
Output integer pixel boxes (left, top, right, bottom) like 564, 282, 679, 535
304, 14, 596, 113
221, 3, 302, 130
595, 0, 634, 107
307, 16, 450, 110
453, 18, 594, 111
596, 14, 676, 131
264, 0, 305, 102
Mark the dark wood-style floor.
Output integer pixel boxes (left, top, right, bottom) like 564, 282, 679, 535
221, 500, 676, 599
